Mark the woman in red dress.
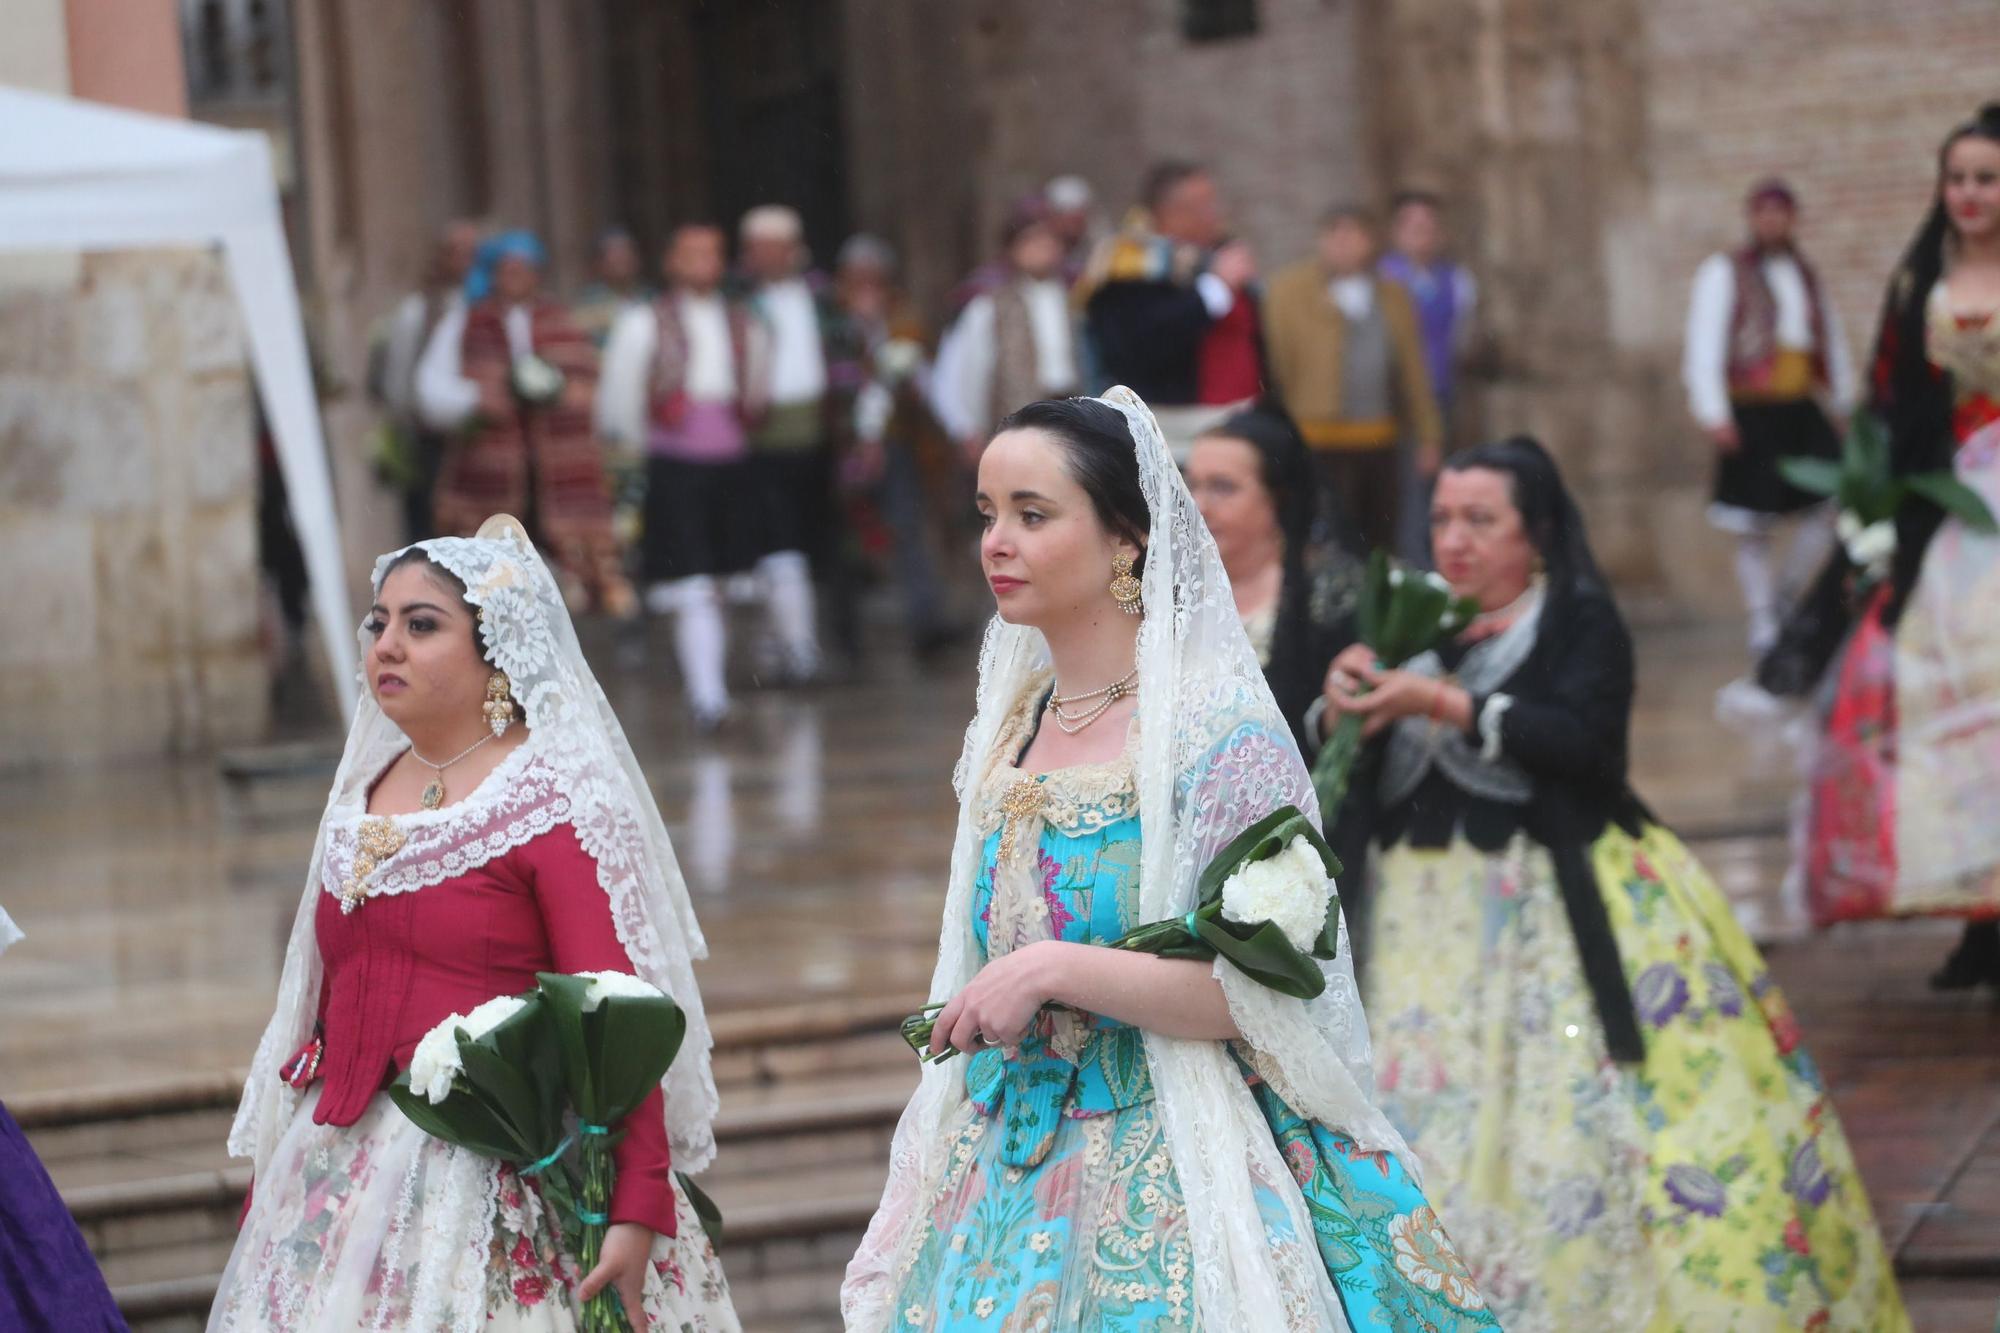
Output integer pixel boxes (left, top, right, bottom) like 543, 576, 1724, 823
1805, 104, 2000, 988
210, 516, 736, 1331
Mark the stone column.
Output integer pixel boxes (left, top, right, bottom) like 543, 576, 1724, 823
1365, 0, 1689, 612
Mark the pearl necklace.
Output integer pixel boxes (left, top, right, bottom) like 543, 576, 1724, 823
1046, 666, 1138, 735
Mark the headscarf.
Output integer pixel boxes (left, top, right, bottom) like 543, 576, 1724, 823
465, 229, 548, 302
842, 389, 1408, 1329
228, 516, 719, 1182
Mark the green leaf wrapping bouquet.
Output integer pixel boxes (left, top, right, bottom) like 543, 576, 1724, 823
1779, 410, 1998, 587
1310, 550, 1480, 826
389, 971, 713, 1333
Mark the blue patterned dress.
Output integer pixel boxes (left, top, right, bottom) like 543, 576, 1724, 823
883, 711, 1499, 1331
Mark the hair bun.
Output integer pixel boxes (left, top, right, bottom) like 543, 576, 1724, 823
475, 513, 531, 544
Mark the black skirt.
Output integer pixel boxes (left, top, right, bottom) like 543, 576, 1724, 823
1712, 399, 1839, 516
641, 456, 757, 583
745, 446, 834, 562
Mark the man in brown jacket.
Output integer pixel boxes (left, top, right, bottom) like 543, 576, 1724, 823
1264, 207, 1443, 555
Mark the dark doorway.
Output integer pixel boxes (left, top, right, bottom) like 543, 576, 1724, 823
599, 0, 850, 268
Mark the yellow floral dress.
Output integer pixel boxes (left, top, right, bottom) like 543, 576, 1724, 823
1367, 821, 1908, 1332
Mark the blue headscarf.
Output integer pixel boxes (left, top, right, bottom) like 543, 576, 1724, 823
465, 229, 548, 302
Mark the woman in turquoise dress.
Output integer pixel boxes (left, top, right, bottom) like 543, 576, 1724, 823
843, 391, 1498, 1331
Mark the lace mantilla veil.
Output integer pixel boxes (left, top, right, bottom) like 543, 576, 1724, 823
842, 388, 1410, 1329
227, 517, 719, 1183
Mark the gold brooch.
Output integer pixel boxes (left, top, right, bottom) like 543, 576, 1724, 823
996, 778, 1046, 865
339, 817, 407, 914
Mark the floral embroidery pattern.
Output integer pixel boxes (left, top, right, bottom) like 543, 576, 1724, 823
1367, 823, 1908, 1332
211, 1092, 736, 1332
885, 752, 1495, 1330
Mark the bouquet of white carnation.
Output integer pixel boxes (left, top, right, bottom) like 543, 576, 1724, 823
390, 971, 712, 1333
1311, 550, 1479, 827
1781, 410, 1997, 589
900, 806, 1341, 1061
873, 337, 925, 385
510, 353, 567, 406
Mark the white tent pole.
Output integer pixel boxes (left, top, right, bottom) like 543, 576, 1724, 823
220, 207, 358, 724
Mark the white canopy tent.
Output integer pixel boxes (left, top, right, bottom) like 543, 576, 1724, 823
0, 84, 355, 721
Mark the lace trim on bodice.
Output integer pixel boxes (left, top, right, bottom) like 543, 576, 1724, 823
973, 678, 1140, 842
320, 742, 572, 908
1928, 281, 2000, 402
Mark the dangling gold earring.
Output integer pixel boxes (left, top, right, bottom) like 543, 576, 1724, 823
1109, 552, 1143, 616
483, 671, 516, 737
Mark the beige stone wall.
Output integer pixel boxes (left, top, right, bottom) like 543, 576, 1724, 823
843, 0, 1374, 315
1634, 0, 2000, 616
1361, 0, 2000, 621
0, 251, 266, 765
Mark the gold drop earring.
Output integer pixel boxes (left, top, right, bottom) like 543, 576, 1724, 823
1109, 552, 1143, 616
483, 671, 516, 737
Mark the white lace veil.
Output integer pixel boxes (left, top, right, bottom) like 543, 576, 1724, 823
227, 517, 719, 1180
842, 388, 1409, 1329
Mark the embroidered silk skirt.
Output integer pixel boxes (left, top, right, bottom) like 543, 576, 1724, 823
1365, 823, 1908, 1333
879, 1037, 1497, 1331
0, 1100, 125, 1332
207, 1089, 736, 1333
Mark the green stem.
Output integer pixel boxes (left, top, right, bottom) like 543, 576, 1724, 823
1310, 710, 1367, 828
577, 1138, 632, 1333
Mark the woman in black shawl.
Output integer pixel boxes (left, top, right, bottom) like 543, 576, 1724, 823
1321, 436, 1907, 1332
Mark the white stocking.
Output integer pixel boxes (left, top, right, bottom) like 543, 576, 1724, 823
650, 576, 730, 716
1733, 532, 1778, 656
1780, 503, 1839, 601
757, 551, 821, 676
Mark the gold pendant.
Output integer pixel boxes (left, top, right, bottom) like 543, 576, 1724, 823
420, 778, 445, 810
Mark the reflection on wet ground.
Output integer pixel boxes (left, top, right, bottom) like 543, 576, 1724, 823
4, 619, 1997, 1323
0, 622, 1908, 1094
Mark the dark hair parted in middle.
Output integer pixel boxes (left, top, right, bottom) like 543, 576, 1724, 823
1442, 434, 1608, 604
996, 398, 1151, 574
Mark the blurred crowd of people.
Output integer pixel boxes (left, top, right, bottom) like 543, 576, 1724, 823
362, 165, 1479, 729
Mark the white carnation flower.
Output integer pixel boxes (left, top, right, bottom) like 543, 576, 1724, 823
876, 338, 924, 383
408, 1012, 469, 1105
510, 354, 566, 404
577, 969, 664, 1011
1838, 512, 1896, 574
1219, 835, 1333, 952
459, 993, 528, 1040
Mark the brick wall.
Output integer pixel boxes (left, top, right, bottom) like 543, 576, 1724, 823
845, 0, 1375, 314
1362, 0, 2000, 622
1634, 0, 1998, 617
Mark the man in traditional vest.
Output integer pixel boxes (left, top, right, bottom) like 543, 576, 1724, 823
596, 223, 771, 730
1683, 178, 1858, 662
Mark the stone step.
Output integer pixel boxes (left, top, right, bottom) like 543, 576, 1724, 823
106, 1159, 881, 1330
8, 991, 924, 1133
19, 995, 922, 1331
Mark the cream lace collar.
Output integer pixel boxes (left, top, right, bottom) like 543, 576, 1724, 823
974, 677, 1139, 844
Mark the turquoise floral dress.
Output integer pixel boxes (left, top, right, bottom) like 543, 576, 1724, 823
884, 701, 1499, 1331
